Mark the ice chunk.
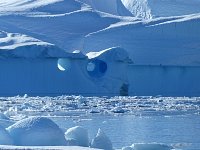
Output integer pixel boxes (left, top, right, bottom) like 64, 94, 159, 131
131, 143, 173, 150
91, 128, 113, 150
122, 146, 133, 150
65, 126, 89, 147
111, 107, 125, 113
0, 125, 13, 145
7, 117, 67, 146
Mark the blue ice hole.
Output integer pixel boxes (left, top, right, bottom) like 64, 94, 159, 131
87, 59, 107, 78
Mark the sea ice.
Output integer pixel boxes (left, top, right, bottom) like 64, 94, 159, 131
7, 117, 67, 146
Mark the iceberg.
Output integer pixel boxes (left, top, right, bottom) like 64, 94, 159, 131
0, 0, 199, 96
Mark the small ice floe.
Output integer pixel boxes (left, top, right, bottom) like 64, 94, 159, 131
89, 108, 101, 113
111, 107, 125, 113
7, 117, 66, 146
122, 143, 173, 150
91, 128, 113, 150
0, 125, 13, 145
122, 146, 133, 150
65, 126, 89, 147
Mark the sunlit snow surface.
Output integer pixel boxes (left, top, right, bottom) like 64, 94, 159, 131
0, 96, 200, 149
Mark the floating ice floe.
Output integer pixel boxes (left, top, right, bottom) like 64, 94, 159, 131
65, 126, 89, 147
7, 117, 67, 146
89, 108, 101, 114
122, 143, 173, 150
91, 128, 113, 150
111, 106, 126, 113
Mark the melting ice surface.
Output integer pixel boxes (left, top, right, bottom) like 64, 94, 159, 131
0, 96, 200, 150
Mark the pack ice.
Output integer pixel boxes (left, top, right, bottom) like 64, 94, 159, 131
0, 115, 176, 150
0, 0, 200, 96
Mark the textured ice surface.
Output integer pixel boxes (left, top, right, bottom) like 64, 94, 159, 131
121, 0, 200, 19
7, 117, 67, 146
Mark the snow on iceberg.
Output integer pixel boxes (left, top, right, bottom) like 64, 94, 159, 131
0, 31, 71, 58
84, 15, 200, 66
0, 2, 119, 51
0, 0, 81, 14
87, 47, 132, 63
121, 0, 152, 19
0, 125, 13, 145
65, 126, 89, 147
91, 128, 113, 150
121, 0, 200, 19
7, 117, 67, 146
79, 0, 132, 16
